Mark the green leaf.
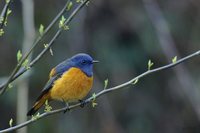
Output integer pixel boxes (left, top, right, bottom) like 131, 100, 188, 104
132, 78, 139, 85
172, 56, 177, 63
31, 112, 40, 120
5, 0, 10, 4
22, 59, 30, 69
58, 16, 69, 30
104, 79, 108, 89
59, 16, 66, 29
92, 93, 96, 100
9, 118, 13, 127
76, 0, 84, 3
43, 44, 53, 56
91, 93, 98, 107
63, 25, 69, 30
86, 1, 90, 6
91, 93, 97, 107
148, 60, 154, 70
43, 43, 48, 48
0, 29, 4, 36
17, 50, 22, 62
76, 0, 81, 3
92, 101, 98, 108
7, 9, 12, 16
39, 24, 44, 36
67, 1, 73, 11
4, 9, 12, 26
44, 100, 52, 112
49, 48, 53, 56
8, 83, 13, 89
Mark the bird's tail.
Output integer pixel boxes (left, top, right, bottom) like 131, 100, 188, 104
27, 94, 49, 116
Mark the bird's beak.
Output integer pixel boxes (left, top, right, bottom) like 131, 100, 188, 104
93, 60, 99, 63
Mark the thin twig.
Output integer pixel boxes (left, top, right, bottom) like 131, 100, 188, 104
0, 0, 11, 30
0, 0, 71, 94
0, 50, 200, 133
142, 0, 200, 119
0, 0, 90, 94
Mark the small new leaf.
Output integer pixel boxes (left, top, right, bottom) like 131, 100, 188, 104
67, 1, 73, 11
148, 60, 154, 70
7, 9, 12, 16
22, 59, 30, 69
104, 79, 108, 89
9, 118, 13, 127
39, 24, 44, 36
50, 48, 53, 56
8, 83, 13, 89
43, 44, 53, 56
92, 101, 98, 108
31, 112, 40, 120
17, 50, 22, 62
86, 1, 90, 6
92, 93, 96, 100
44, 100, 52, 112
0, 29, 4, 36
6, 0, 10, 4
43, 43, 48, 48
92, 93, 98, 108
63, 25, 69, 30
59, 16, 66, 29
172, 56, 177, 63
132, 78, 139, 85
4, 9, 12, 26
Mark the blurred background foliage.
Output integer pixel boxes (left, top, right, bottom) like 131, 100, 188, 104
0, 0, 200, 133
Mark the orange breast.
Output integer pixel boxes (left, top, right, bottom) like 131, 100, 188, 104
49, 67, 93, 102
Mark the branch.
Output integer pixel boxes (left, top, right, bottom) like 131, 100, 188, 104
0, 0, 11, 30
142, 0, 200, 119
1, 50, 200, 133
0, 0, 70, 94
0, 0, 89, 95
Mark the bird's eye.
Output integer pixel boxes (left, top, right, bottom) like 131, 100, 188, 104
81, 60, 86, 64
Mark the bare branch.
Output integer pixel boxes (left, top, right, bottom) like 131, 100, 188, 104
0, 50, 200, 133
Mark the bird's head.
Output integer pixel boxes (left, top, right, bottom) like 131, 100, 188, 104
70, 53, 98, 77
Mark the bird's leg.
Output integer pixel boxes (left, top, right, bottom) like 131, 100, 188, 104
62, 99, 70, 113
79, 99, 86, 108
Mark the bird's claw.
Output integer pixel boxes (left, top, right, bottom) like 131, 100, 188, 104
79, 100, 86, 108
62, 100, 70, 114
64, 107, 70, 113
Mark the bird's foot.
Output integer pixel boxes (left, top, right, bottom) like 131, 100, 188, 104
62, 100, 70, 113
64, 103, 70, 113
79, 100, 86, 108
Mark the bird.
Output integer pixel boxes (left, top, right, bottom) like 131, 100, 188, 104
27, 53, 98, 116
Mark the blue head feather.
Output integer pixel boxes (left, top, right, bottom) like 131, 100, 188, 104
55, 53, 95, 77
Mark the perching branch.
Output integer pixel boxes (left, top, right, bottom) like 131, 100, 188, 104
1, 50, 200, 133
142, 0, 200, 119
0, 0, 89, 95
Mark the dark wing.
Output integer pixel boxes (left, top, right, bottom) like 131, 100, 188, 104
49, 59, 71, 78
36, 59, 72, 101
35, 75, 61, 101
27, 74, 62, 116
